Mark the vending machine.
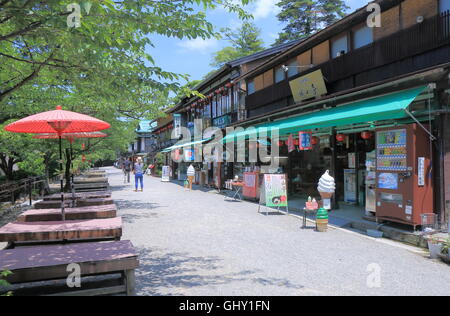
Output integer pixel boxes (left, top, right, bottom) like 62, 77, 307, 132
375, 124, 433, 227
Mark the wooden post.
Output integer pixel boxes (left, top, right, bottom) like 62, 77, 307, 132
124, 269, 136, 296
28, 179, 32, 206
331, 129, 339, 210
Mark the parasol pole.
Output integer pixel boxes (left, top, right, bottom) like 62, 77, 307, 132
70, 139, 76, 207
59, 134, 66, 221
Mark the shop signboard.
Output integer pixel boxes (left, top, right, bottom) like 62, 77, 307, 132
264, 174, 288, 207
184, 148, 195, 162
289, 69, 328, 103
212, 115, 231, 129
173, 114, 182, 138
287, 134, 295, 153
299, 131, 312, 151
162, 166, 170, 182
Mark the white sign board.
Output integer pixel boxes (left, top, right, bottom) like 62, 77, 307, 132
162, 166, 170, 182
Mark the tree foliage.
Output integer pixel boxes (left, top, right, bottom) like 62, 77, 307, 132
274, 0, 349, 45
0, 0, 252, 179
211, 21, 264, 68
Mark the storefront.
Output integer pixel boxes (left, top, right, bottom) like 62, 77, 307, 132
224, 85, 438, 227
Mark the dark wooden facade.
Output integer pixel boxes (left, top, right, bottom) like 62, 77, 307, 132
246, 11, 450, 116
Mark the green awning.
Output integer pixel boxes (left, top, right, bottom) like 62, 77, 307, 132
161, 138, 212, 152
222, 86, 427, 143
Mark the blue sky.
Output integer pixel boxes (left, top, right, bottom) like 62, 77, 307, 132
147, 0, 370, 85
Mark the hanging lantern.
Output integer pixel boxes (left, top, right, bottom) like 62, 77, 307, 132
361, 131, 373, 140
336, 134, 346, 142
82, 155, 86, 162
215, 89, 221, 95
81, 143, 85, 150
225, 82, 233, 89
311, 136, 320, 146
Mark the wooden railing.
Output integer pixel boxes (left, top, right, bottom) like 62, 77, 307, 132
0, 176, 48, 205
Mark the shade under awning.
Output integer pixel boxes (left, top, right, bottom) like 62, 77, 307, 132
222, 86, 427, 143
161, 137, 212, 153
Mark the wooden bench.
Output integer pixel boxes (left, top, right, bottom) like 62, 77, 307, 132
34, 197, 114, 209
0, 240, 139, 296
74, 177, 109, 184
0, 217, 122, 247
17, 205, 117, 222
43, 191, 111, 201
74, 183, 109, 193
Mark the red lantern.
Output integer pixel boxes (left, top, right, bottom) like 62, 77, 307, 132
215, 89, 221, 95
82, 155, 86, 162
361, 131, 373, 140
225, 82, 233, 89
311, 136, 319, 145
81, 143, 85, 150
336, 134, 346, 142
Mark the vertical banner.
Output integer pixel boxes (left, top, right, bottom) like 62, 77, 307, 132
162, 166, 170, 182
264, 174, 288, 207
173, 114, 182, 138
287, 134, 295, 153
299, 131, 313, 151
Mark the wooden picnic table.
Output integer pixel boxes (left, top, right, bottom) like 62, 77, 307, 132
43, 191, 111, 201
0, 217, 122, 246
0, 240, 138, 296
17, 205, 117, 222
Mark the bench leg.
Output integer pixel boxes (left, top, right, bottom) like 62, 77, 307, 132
124, 269, 136, 296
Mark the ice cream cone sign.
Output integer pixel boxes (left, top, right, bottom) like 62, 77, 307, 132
318, 170, 335, 210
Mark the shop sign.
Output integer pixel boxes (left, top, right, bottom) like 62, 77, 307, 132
184, 148, 195, 162
212, 115, 231, 129
264, 174, 288, 207
173, 114, 182, 138
162, 166, 170, 182
299, 131, 313, 151
287, 134, 295, 153
289, 69, 328, 103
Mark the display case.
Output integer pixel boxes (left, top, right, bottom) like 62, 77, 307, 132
375, 124, 434, 228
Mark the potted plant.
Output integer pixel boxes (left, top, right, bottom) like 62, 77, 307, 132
427, 236, 443, 259
441, 238, 450, 259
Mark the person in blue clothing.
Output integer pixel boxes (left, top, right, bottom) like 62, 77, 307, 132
133, 157, 145, 192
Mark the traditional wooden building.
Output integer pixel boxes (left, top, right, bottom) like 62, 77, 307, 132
224, 0, 450, 229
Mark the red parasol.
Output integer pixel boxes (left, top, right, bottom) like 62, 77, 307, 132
5, 106, 110, 134
4, 106, 110, 221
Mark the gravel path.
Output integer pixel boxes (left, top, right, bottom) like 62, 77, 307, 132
107, 167, 450, 296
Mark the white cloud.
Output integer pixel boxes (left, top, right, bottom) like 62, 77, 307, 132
253, 0, 280, 20
177, 38, 219, 53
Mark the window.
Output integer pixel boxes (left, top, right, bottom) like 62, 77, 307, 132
212, 97, 217, 118
247, 80, 255, 95
275, 66, 285, 83
331, 35, 348, 58
353, 26, 373, 49
441, 0, 450, 13
286, 59, 298, 77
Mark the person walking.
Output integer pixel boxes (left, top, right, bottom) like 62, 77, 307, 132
133, 157, 145, 192
187, 164, 195, 191
123, 158, 132, 184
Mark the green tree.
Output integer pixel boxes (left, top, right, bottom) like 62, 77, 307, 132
211, 21, 264, 68
0, 0, 252, 181
274, 0, 349, 45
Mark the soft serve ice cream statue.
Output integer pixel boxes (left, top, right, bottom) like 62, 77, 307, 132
317, 170, 335, 210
